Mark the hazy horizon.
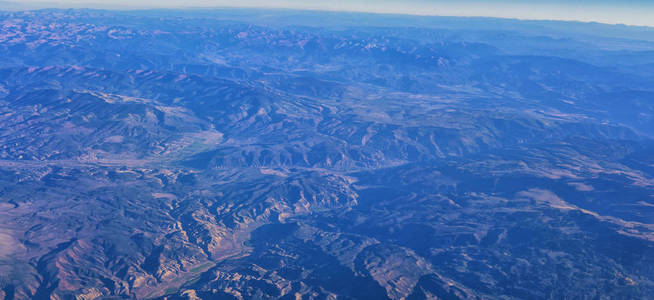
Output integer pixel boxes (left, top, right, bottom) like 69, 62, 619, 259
3, 0, 654, 27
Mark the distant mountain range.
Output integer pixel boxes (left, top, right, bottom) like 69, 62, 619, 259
0, 8, 653, 299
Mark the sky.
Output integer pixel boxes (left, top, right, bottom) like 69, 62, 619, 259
6, 0, 654, 27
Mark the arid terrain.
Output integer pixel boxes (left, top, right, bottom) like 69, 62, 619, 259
0, 9, 653, 299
